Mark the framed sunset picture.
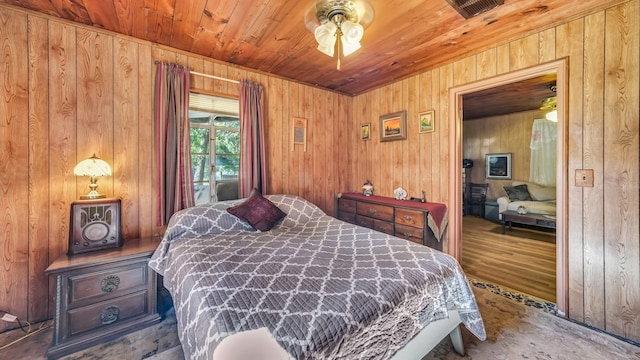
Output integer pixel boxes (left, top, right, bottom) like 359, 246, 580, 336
380, 110, 407, 142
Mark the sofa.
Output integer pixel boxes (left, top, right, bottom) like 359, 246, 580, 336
497, 180, 556, 218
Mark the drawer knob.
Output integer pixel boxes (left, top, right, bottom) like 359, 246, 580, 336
403, 232, 413, 237
367, 208, 377, 215
101, 275, 121, 293
100, 305, 120, 325
403, 215, 413, 221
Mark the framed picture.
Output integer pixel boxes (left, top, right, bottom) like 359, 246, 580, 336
380, 110, 407, 142
485, 153, 512, 180
360, 123, 371, 140
419, 110, 435, 133
291, 117, 307, 151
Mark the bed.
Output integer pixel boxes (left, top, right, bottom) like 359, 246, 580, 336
149, 193, 486, 360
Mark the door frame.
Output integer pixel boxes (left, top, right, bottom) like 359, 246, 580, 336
447, 59, 569, 315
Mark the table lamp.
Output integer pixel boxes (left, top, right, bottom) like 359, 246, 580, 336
74, 154, 112, 199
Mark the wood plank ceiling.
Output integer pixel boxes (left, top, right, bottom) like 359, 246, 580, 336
0, 0, 626, 110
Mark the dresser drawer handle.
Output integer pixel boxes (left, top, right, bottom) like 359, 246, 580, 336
101, 275, 121, 293
403, 232, 413, 237
367, 208, 377, 215
403, 215, 413, 221
100, 305, 120, 325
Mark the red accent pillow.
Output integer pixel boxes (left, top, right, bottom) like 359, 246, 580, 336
226, 189, 286, 231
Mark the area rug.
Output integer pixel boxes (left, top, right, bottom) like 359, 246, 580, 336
423, 279, 639, 360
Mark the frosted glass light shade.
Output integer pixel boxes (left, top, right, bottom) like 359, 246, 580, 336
315, 22, 337, 57
545, 110, 558, 122
340, 21, 363, 56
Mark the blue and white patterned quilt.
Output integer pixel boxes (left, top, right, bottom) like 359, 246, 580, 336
149, 194, 486, 360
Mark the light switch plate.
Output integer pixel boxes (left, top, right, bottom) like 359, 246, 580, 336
575, 169, 594, 187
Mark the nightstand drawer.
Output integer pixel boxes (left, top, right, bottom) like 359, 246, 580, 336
395, 208, 425, 228
68, 290, 149, 337
69, 262, 148, 305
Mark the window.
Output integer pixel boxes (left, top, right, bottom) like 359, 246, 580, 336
189, 92, 240, 204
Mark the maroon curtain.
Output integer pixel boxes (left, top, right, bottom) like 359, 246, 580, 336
154, 62, 195, 225
239, 80, 267, 197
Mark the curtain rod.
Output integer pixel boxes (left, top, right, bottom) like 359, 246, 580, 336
190, 71, 239, 84
153, 62, 239, 84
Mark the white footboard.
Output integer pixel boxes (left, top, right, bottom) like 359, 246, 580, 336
390, 310, 464, 359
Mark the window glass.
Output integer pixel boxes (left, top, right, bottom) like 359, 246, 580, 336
189, 93, 239, 204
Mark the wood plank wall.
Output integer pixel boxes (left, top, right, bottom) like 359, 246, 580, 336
0, 0, 638, 344
463, 109, 550, 200
349, 0, 639, 342
0, 4, 350, 331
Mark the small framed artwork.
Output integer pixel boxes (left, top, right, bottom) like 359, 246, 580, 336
485, 153, 512, 180
360, 123, 371, 140
419, 110, 435, 133
291, 117, 307, 152
380, 110, 407, 142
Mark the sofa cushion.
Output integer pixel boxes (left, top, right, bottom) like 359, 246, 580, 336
512, 181, 555, 201
506, 200, 556, 216
504, 184, 533, 201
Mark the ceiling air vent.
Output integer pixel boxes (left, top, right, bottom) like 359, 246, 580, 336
445, 0, 505, 19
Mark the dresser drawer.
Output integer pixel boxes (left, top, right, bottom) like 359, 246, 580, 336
355, 216, 393, 235
356, 202, 393, 222
355, 215, 374, 229
337, 198, 356, 214
69, 261, 148, 305
395, 223, 424, 244
395, 208, 425, 228
372, 220, 394, 235
67, 290, 149, 337
337, 211, 356, 224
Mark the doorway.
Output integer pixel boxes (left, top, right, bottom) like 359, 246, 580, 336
448, 59, 569, 315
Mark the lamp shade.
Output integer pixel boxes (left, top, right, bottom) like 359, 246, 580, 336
340, 20, 364, 56
74, 154, 112, 177
315, 22, 337, 57
545, 110, 558, 122
74, 154, 112, 199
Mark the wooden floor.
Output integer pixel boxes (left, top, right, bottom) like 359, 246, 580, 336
461, 215, 556, 303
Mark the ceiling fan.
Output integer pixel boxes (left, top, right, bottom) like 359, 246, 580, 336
304, 0, 374, 70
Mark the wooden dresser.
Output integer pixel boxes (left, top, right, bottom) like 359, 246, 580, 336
335, 192, 447, 251
45, 237, 162, 359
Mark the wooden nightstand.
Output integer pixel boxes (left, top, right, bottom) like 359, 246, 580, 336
45, 237, 162, 359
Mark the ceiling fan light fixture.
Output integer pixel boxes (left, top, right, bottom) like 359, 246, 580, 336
541, 95, 558, 122
307, 0, 373, 69
545, 110, 558, 122
315, 22, 338, 56
340, 20, 363, 56
341, 20, 364, 44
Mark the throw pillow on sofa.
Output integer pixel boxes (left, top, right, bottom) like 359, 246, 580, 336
512, 181, 555, 201
504, 184, 533, 201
